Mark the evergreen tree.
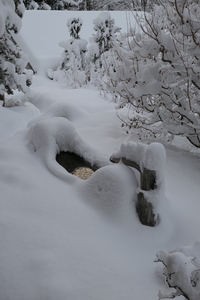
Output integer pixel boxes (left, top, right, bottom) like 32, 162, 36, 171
67, 17, 82, 39
23, 0, 159, 10
90, 12, 121, 68
23, 0, 78, 10
78, 0, 93, 10
47, 17, 88, 88
0, 0, 32, 107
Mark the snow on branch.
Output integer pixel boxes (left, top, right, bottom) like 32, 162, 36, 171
102, 0, 200, 148
155, 241, 200, 300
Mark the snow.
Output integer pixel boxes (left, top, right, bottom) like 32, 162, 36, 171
1, 10, 200, 300
111, 141, 166, 184
111, 141, 166, 215
13, 10, 138, 74
93, 11, 111, 26
155, 243, 200, 299
111, 141, 145, 165
0, 0, 23, 35
28, 111, 110, 182
142, 142, 166, 183
0, 101, 39, 142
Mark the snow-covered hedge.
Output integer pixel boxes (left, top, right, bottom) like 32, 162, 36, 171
0, 0, 32, 107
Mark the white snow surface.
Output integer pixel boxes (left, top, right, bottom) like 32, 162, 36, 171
111, 141, 166, 215
155, 241, 200, 299
1, 10, 200, 300
111, 141, 166, 183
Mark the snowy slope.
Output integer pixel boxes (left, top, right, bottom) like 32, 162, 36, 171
0, 10, 200, 300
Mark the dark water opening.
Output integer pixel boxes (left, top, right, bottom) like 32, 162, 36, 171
56, 151, 98, 179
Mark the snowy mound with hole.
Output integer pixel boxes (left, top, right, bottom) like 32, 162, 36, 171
26, 100, 139, 221
28, 101, 111, 182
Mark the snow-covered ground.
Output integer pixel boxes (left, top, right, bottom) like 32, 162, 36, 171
1, 10, 200, 300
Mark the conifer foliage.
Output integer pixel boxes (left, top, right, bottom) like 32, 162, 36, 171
47, 17, 88, 88
89, 11, 121, 67
0, 0, 32, 107
23, 0, 78, 10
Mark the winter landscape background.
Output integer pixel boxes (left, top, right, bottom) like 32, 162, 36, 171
1, 5, 200, 300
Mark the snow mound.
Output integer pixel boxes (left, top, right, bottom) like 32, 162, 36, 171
111, 141, 166, 218
29, 115, 110, 182
28, 100, 88, 127
79, 163, 137, 221
111, 141, 147, 167
0, 102, 40, 142
111, 141, 166, 185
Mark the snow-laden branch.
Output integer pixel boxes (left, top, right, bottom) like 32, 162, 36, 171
101, 0, 200, 148
155, 241, 200, 300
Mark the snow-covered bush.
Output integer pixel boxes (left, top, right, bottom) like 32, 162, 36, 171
24, 0, 78, 10
23, 0, 51, 10
77, 0, 159, 11
87, 11, 120, 89
0, 0, 32, 107
155, 241, 200, 300
104, 0, 200, 148
78, 0, 93, 10
49, 0, 78, 10
47, 17, 88, 88
23, 0, 159, 11
88, 11, 121, 68
67, 17, 82, 39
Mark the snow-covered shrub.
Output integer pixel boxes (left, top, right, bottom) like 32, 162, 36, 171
88, 11, 121, 68
24, 0, 39, 9
104, 0, 200, 148
50, 0, 78, 10
3, 92, 28, 107
23, 0, 51, 10
87, 12, 120, 89
78, 0, 93, 10
24, 0, 78, 10
47, 17, 88, 88
0, 0, 32, 107
155, 241, 200, 300
67, 17, 82, 39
